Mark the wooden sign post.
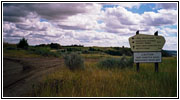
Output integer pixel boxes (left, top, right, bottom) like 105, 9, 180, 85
154, 31, 159, 72
136, 31, 140, 72
129, 31, 165, 72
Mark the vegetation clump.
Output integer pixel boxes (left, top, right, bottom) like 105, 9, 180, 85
98, 55, 133, 69
28, 47, 59, 57
63, 52, 84, 70
50, 43, 61, 49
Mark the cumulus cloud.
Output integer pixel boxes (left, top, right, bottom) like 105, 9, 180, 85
55, 3, 102, 30
57, 13, 101, 30
100, 6, 142, 34
159, 27, 177, 37
104, 6, 141, 25
3, 22, 26, 38
163, 37, 177, 50
3, 4, 29, 22
141, 9, 177, 26
3, 3, 101, 22
100, 6, 177, 37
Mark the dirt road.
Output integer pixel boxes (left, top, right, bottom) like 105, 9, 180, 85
3, 57, 64, 97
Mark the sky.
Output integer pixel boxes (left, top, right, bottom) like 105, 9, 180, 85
3, 2, 178, 50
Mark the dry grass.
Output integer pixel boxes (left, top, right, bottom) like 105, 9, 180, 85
31, 57, 177, 97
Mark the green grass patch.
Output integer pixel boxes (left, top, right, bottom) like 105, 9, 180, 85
28, 47, 60, 57
3, 45, 61, 58
3, 48, 41, 58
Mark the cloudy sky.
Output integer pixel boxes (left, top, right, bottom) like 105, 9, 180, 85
3, 2, 177, 50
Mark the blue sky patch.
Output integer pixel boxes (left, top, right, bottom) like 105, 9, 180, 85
40, 18, 48, 22
101, 4, 118, 11
164, 25, 177, 29
95, 29, 104, 32
97, 20, 104, 24
126, 3, 160, 14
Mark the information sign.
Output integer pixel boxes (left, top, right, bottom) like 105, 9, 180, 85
134, 52, 161, 63
129, 34, 165, 52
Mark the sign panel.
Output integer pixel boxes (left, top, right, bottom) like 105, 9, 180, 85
129, 34, 165, 52
134, 52, 161, 63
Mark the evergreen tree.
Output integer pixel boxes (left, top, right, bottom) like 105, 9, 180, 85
17, 37, 29, 49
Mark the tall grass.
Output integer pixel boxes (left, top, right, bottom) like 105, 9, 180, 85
30, 57, 177, 97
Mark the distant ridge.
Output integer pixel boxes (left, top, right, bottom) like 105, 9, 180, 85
164, 50, 177, 56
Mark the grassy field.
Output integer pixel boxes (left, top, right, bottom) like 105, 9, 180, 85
30, 56, 177, 97
3, 43, 177, 97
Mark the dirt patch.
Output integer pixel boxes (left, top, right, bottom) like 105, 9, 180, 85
3, 57, 64, 97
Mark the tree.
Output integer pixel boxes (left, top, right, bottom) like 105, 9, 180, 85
17, 37, 29, 49
50, 43, 61, 49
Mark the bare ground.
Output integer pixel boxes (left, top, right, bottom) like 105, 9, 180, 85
3, 57, 64, 97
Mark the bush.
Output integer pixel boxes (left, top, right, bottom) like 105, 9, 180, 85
17, 37, 29, 49
63, 52, 84, 70
98, 55, 133, 69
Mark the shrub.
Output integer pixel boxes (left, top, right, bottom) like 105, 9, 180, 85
17, 37, 29, 49
98, 55, 133, 69
82, 50, 89, 54
63, 52, 84, 70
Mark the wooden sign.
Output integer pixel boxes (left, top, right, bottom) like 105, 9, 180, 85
128, 31, 166, 72
134, 52, 161, 63
129, 34, 165, 52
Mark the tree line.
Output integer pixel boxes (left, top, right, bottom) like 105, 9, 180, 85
16, 37, 172, 57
